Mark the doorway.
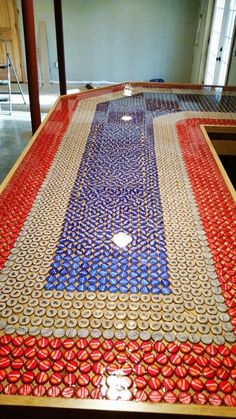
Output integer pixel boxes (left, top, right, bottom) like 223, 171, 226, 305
204, 0, 236, 85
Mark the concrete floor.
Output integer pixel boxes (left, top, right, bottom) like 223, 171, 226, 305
0, 83, 87, 184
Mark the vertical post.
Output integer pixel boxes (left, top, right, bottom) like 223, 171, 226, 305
54, 0, 67, 95
21, 0, 41, 134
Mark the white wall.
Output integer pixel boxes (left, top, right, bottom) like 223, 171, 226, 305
17, 0, 200, 83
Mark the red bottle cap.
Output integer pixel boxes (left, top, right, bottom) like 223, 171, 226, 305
176, 378, 190, 392
24, 336, 36, 347
37, 338, 49, 349
101, 339, 113, 350
154, 342, 166, 353
202, 366, 215, 379
183, 354, 195, 366
21, 371, 34, 384
76, 387, 89, 399
92, 362, 105, 375
52, 360, 64, 372
11, 358, 24, 370
50, 338, 62, 350
191, 378, 204, 392
47, 386, 61, 397
103, 351, 115, 363
0, 369, 7, 382
12, 336, 24, 347
12, 347, 24, 358
114, 340, 126, 352
7, 370, 21, 383
161, 365, 174, 378
50, 372, 63, 385
149, 390, 162, 402
148, 377, 161, 390
0, 335, 12, 345
78, 373, 90, 386
170, 354, 182, 366
4, 383, 18, 395
188, 365, 201, 377
156, 353, 168, 365
192, 343, 204, 355
134, 364, 146, 376
92, 375, 104, 388
0, 346, 11, 356
127, 341, 139, 353
88, 338, 100, 350
18, 384, 32, 396
205, 379, 218, 393
76, 338, 88, 349
77, 349, 89, 361
167, 343, 179, 354
50, 350, 62, 361
117, 352, 129, 364
106, 363, 118, 375
33, 385, 46, 397
143, 352, 155, 365
62, 338, 75, 349
175, 365, 187, 378
25, 359, 38, 371
193, 393, 207, 405
163, 391, 177, 403
24, 347, 36, 359
120, 364, 132, 376
64, 349, 76, 361
79, 361, 92, 374
61, 386, 75, 398
65, 360, 78, 373
219, 381, 233, 394
178, 392, 192, 404
35, 371, 49, 384
63, 373, 76, 386
140, 341, 152, 352
37, 349, 49, 360
208, 394, 222, 406
224, 395, 236, 406
0, 357, 10, 369
135, 389, 148, 401
135, 376, 147, 389
179, 342, 191, 353
147, 365, 159, 377
90, 350, 102, 362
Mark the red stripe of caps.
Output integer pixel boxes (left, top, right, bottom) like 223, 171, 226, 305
76, 338, 88, 349
52, 360, 64, 372
205, 379, 218, 393
161, 366, 174, 378
25, 359, 38, 371
18, 384, 32, 396
140, 342, 152, 353
50, 372, 62, 385
50, 338, 62, 349
127, 341, 139, 352
78, 373, 90, 386
11, 358, 24, 370
47, 386, 61, 397
79, 361, 92, 374
90, 350, 102, 362
63, 373, 76, 386
38, 360, 51, 372
61, 386, 75, 398
65, 360, 78, 373
143, 353, 155, 365
0, 357, 10, 369
35, 371, 49, 384
135, 376, 147, 389
147, 365, 159, 377
134, 364, 146, 376
101, 339, 113, 351
33, 385, 46, 397
76, 387, 89, 399
12, 336, 24, 347
37, 349, 49, 360
24, 336, 36, 347
167, 343, 179, 354
50, 350, 62, 361
193, 393, 207, 405
148, 377, 161, 390
135, 389, 148, 402
224, 395, 236, 406
219, 381, 233, 394
176, 378, 190, 392
62, 338, 75, 349
37, 338, 49, 349
64, 349, 76, 361
149, 390, 162, 402
24, 347, 36, 359
77, 349, 89, 361
178, 392, 192, 404
89, 338, 100, 350
230, 368, 236, 380
163, 391, 177, 403
4, 383, 18, 395
103, 351, 115, 363
21, 371, 35, 384
12, 347, 24, 358
114, 340, 126, 352
0, 346, 11, 356
92, 362, 105, 375
170, 354, 182, 366
202, 366, 215, 379
154, 342, 166, 353
0, 335, 11, 345
117, 352, 129, 364
0, 369, 7, 381
208, 394, 222, 406
191, 378, 204, 392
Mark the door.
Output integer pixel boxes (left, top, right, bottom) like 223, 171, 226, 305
0, 0, 24, 81
204, 0, 236, 85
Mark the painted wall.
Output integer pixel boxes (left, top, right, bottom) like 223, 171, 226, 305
17, 0, 200, 83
